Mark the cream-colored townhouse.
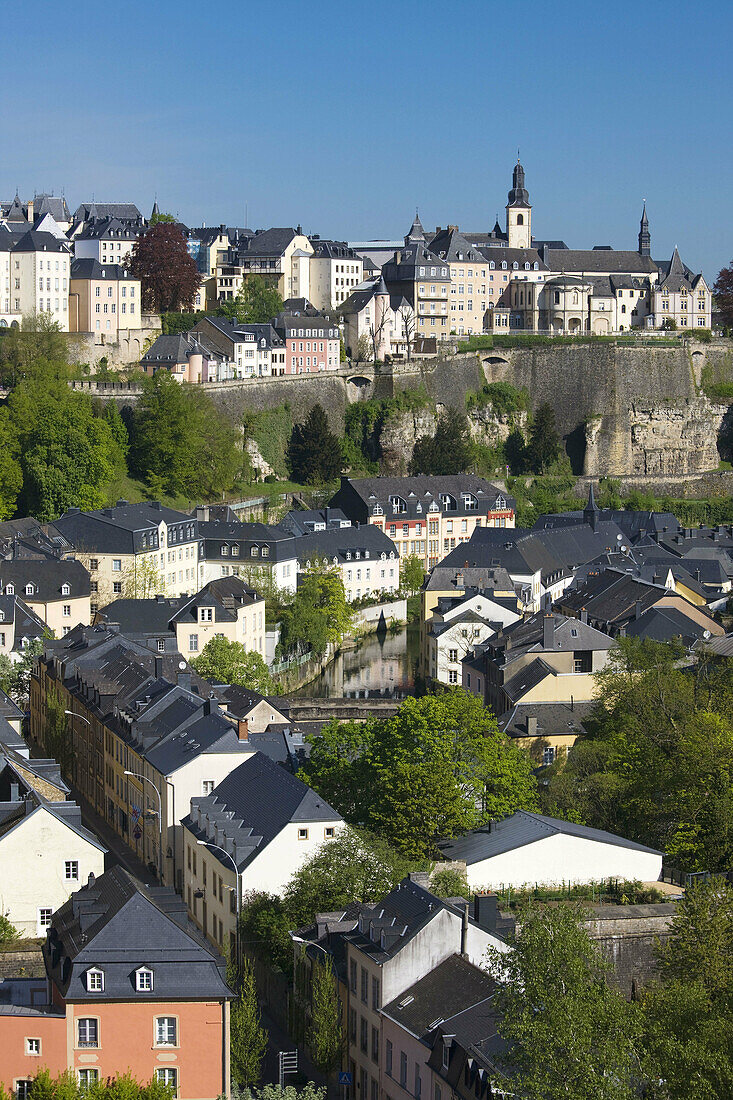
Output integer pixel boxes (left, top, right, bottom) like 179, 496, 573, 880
12, 229, 72, 330
309, 239, 364, 309
0, 557, 90, 638
95, 576, 267, 660
428, 227, 490, 335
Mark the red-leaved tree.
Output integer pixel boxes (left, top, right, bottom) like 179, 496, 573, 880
128, 223, 199, 313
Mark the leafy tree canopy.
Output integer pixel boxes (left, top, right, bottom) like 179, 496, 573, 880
278, 568, 354, 658
400, 554, 425, 594
191, 637, 275, 695
128, 223, 199, 312
219, 276, 284, 325
302, 690, 539, 859
545, 637, 733, 871
527, 401, 561, 473
713, 260, 733, 329
410, 407, 474, 475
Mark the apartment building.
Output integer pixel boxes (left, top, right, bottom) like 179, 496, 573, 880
50, 501, 201, 608
309, 239, 364, 309
0, 556, 90, 638
382, 216, 451, 339
69, 259, 140, 340
0, 866, 232, 1100
340, 277, 414, 361
271, 306, 341, 373
425, 588, 521, 686
216, 227, 313, 302
330, 475, 515, 571
12, 230, 72, 330
72, 216, 141, 266
428, 227, 490, 335
96, 576, 266, 659
30, 626, 260, 887
190, 316, 288, 377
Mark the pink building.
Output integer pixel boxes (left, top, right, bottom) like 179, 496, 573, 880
271, 307, 340, 374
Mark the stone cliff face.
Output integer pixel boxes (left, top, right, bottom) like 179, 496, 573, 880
379, 408, 437, 474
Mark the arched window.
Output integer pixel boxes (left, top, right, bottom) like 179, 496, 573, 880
533, 262, 539, 270
524, 262, 530, 270
517, 214, 524, 225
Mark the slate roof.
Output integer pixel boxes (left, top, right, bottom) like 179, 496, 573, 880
382, 238, 450, 284
198, 520, 298, 564
34, 195, 71, 222
183, 753, 341, 872
476, 244, 548, 269
0, 690, 24, 724
502, 657, 553, 703
497, 700, 592, 740
310, 239, 362, 261
382, 954, 495, 1037
624, 605, 715, 646
238, 227, 301, 258
428, 227, 487, 265
11, 229, 70, 254
541, 247, 658, 275
44, 865, 231, 1001
73, 203, 143, 223
290, 524, 399, 565
0, 595, 49, 650
70, 258, 134, 281
51, 502, 195, 555
0, 557, 90, 601
559, 568, 669, 627
331, 475, 514, 524
436, 810, 662, 864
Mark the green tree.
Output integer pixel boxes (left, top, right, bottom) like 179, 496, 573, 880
283, 826, 416, 928
504, 427, 528, 473
548, 638, 733, 871
410, 408, 474, 475
230, 956, 268, 1089
239, 892, 293, 972
278, 569, 354, 658
303, 691, 538, 860
0, 411, 22, 518
129, 372, 239, 499
286, 405, 343, 485
527, 402, 561, 473
641, 881, 733, 1099
0, 312, 70, 388
714, 260, 733, 329
239, 1086, 326, 1100
308, 954, 344, 1076
486, 903, 643, 1100
400, 554, 425, 594
192, 637, 276, 694
430, 866, 469, 898
0, 639, 46, 708
0, 910, 19, 944
220, 276, 284, 324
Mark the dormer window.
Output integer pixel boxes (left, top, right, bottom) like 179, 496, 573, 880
442, 1039, 452, 1069
199, 607, 213, 622
5, 584, 13, 595
495, 495, 506, 510
25, 584, 35, 595
61, 583, 70, 596
86, 968, 104, 993
135, 966, 153, 992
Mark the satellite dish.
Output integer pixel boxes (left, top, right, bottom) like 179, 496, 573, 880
621, 545, 628, 553
178, 660, 186, 670
616, 534, 623, 542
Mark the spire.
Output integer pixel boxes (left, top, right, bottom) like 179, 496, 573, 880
405, 211, 425, 243
507, 158, 531, 208
151, 199, 160, 220
584, 482, 600, 530
638, 201, 651, 257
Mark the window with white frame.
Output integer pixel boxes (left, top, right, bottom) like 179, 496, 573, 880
156, 1068, 177, 1096
77, 1017, 99, 1047
85, 968, 104, 993
135, 966, 154, 992
24, 1039, 41, 1056
156, 1016, 177, 1046
15, 1080, 33, 1100
37, 908, 52, 935
78, 1070, 99, 1091
64, 860, 79, 881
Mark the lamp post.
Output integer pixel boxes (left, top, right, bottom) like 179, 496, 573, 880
124, 769, 163, 883
197, 839, 240, 966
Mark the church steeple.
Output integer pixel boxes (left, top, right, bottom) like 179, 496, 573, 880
638, 202, 651, 257
583, 482, 600, 530
506, 156, 531, 248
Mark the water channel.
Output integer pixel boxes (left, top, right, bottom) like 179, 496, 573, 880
296, 620, 421, 698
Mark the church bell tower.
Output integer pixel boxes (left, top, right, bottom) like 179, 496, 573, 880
638, 202, 651, 257
506, 156, 532, 249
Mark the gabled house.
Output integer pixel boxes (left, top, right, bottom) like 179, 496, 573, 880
183, 753, 344, 954
0, 557, 90, 639
426, 588, 521, 686
0, 595, 49, 661
0, 866, 232, 1100
0, 752, 105, 936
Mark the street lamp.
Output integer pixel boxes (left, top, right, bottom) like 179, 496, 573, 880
197, 839, 240, 966
125, 770, 163, 883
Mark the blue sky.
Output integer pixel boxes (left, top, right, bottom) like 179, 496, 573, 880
7, 0, 732, 279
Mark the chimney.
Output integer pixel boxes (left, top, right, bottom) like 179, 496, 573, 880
177, 671, 192, 692
460, 903, 468, 956
237, 718, 249, 741
9, 781, 19, 802
543, 615, 555, 649
634, 600, 643, 620
473, 892, 499, 933
154, 656, 163, 679
526, 716, 538, 736
580, 608, 588, 624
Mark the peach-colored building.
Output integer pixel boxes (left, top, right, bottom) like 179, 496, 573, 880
0, 866, 232, 1100
69, 259, 141, 342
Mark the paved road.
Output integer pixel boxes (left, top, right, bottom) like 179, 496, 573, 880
71, 785, 158, 887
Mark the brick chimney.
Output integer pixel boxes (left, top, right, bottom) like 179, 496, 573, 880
237, 718, 249, 741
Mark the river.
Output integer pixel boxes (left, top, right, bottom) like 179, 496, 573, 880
296, 620, 421, 698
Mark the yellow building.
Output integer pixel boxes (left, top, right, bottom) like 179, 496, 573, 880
69, 258, 141, 341
428, 227, 489, 334
382, 216, 451, 340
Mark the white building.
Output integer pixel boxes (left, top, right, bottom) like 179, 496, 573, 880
0, 753, 106, 937
309, 239, 364, 310
427, 589, 521, 685
340, 278, 414, 361
13, 230, 72, 331
183, 753, 344, 955
437, 810, 663, 890
72, 217, 141, 266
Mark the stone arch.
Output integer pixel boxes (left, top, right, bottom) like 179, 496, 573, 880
593, 317, 610, 335
345, 376, 373, 402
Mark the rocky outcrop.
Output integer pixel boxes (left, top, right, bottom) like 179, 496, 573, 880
628, 398, 728, 476
467, 406, 529, 446
244, 438, 274, 478
379, 408, 437, 474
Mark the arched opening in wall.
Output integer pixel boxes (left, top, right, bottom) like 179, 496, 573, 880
717, 404, 733, 464
346, 376, 373, 402
517, 214, 524, 225
565, 423, 587, 475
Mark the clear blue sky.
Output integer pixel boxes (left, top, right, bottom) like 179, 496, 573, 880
7, 0, 732, 279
